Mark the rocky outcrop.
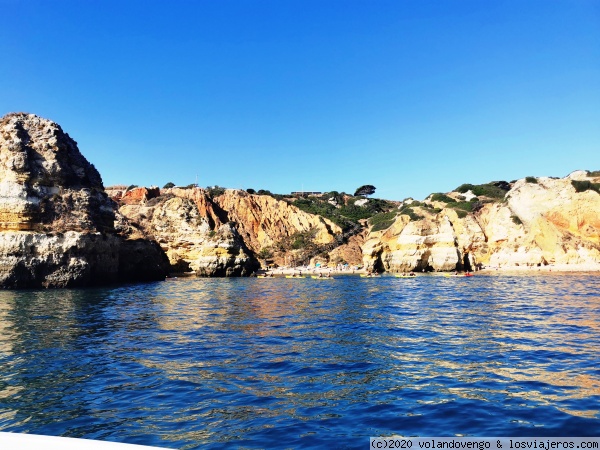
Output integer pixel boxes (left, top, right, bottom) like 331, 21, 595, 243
105, 186, 161, 205
164, 187, 227, 230
115, 193, 258, 276
326, 230, 366, 266
111, 188, 344, 275
363, 212, 478, 272
363, 172, 600, 272
213, 190, 342, 253
0, 113, 114, 233
0, 113, 169, 288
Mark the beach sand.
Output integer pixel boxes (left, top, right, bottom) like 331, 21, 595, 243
478, 263, 600, 274
259, 263, 600, 276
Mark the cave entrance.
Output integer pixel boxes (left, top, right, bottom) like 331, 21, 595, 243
373, 255, 385, 274
463, 253, 473, 272
416, 251, 434, 272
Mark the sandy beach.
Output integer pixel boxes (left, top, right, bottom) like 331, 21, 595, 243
478, 263, 600, 274
258, 264, 600, 276
259, 266, 366, 276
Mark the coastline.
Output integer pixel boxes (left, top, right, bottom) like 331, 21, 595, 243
255, 264, 600, 277
258, 266, 366, 276
477, 263, 600, 274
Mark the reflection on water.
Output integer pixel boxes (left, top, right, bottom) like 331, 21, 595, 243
0, 274, 599, 448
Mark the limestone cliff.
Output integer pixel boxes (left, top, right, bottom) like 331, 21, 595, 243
363, 172, 600, 272
213, 190, 342, 253
111, 188, 344, 275
0, 113, 169, 288
114, 191, 258, 276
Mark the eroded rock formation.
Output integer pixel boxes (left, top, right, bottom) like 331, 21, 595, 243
111, 187, 347, 275
0, 113, 169, 288
114, 192, 258, 276
363, 172, 600, 272
213, 190, 342, 253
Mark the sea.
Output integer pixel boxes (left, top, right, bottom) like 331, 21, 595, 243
0, 273, 599, 449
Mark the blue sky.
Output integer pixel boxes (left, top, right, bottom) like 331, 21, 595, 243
1, 0, 599, 200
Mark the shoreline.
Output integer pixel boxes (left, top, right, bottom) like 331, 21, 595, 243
256, 264, 600, 277
170, 264, 600, 278
477, 263, 600, 274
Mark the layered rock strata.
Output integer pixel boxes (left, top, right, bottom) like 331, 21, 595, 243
112, 188, 344, 276
0, 113, 169, 288
363, 173, 600, 272
213, 190, 342, 253
115, 192, 258, 276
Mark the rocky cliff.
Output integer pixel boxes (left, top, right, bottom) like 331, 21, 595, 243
0, 113, 169, 288
214, 190, 342, 253
110, 188, 345, 275
111, 173, 600, 275
362, 172, 600, 272
114, 191, 258, 276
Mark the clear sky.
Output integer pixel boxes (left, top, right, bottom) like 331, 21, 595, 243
1, 0, 599, 200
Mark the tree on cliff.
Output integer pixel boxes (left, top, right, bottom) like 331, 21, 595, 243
354, 185, 376, 197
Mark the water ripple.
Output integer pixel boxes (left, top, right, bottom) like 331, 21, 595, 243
0, 274, 600, 447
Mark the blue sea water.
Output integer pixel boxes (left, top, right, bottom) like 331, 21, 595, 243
0, 273, 599, 448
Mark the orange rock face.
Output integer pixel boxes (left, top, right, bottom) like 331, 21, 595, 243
164, 188, 225, 229
214, 190, 342, 253
120, 187, 160, 205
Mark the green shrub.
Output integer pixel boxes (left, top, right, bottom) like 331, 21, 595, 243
325, 191, 344, 205
246, 188, 256, 194
290, 195, 396, 231
430, 193, 456, 203
454, 182, 507, 200
586, 170, 600, 177
257, 247, 273, 259
452, 201, 473, 212
206, 186, 225, 197
511, 215, 523, 225
126, 184, 138, 191
338, 204, 373, 220
289, 229, 317, 250
455, 210, 468, 218
571, 180, 600, 194
455, 183, 475, 194
163, 182, 175, 189
369, 210, 398, 232
398, 205, 423, 221
525, 176, 538, 183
